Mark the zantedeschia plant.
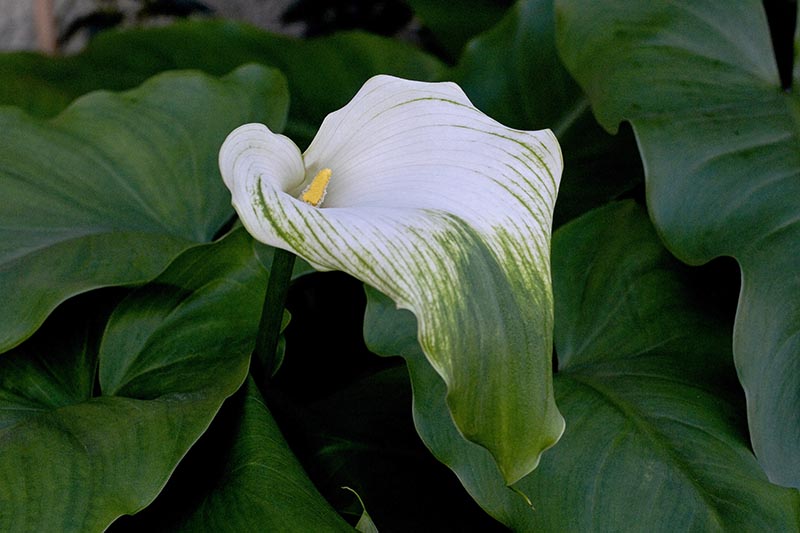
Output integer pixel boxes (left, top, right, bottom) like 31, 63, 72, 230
219, 75, 565, 484
4, 1, 797, 529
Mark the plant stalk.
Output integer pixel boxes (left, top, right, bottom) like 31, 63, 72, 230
253, 247, 296, 382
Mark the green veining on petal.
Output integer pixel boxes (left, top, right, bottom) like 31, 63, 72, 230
220, 75, 564, 485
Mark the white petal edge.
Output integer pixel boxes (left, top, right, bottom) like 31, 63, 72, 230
219, 75, 565, 484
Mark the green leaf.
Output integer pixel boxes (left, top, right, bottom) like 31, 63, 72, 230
111, 377, 352, 532
0, 20, 445, 147
363, 289, 534, 529
342, 487, 379, 533
405, 0, 513, 60
0, 228, 267, 531
0, 64, 288, 353
529, 201, 800, 530
452, 0, 642, 226
251, 268, 506, 530
364, 201, 800, 530
555, 0, 800, 488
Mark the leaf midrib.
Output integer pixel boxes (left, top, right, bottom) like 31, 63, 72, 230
562, 372, 727, 530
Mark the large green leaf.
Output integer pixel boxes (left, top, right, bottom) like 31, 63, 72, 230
0, 228, 267, 531
527, 202, 799, 530
0, 20, 444, 147
555, 0, 800, 488
0, 64, 287, 353
452, 0, 642, 226
110, 377, 351, 532
364, 201, 800, 530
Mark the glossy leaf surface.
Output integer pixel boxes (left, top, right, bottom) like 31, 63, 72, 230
0, 65, 287, 353
556, 0, 800, 487
0, 229, 266, 531
453, 0, 642, 226
111, 378, 352, 532
364, 201, 800, 530
0, 20, 444, 147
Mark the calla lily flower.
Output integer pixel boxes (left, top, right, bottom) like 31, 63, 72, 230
219, 75, 565, 484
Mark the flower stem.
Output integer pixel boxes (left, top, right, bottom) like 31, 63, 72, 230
253, 247, 296, 382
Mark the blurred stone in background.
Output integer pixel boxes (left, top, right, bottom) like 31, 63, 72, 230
0, 0, 302, 53
0, 0, 419, 54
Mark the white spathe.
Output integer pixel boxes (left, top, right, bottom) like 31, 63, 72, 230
219, 75, 565, 485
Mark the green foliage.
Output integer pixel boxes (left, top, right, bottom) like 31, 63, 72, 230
538, 202, 799, 530
0, 0, 798, 530
452, 0, 642, 225
364, 201, 800, 531
556, 0, 800, 489
0, 229, 264, 531
112, 378, 351, 531
405, 0, 513, 60
0, 20, 445, 147
0, 65, 288, 353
